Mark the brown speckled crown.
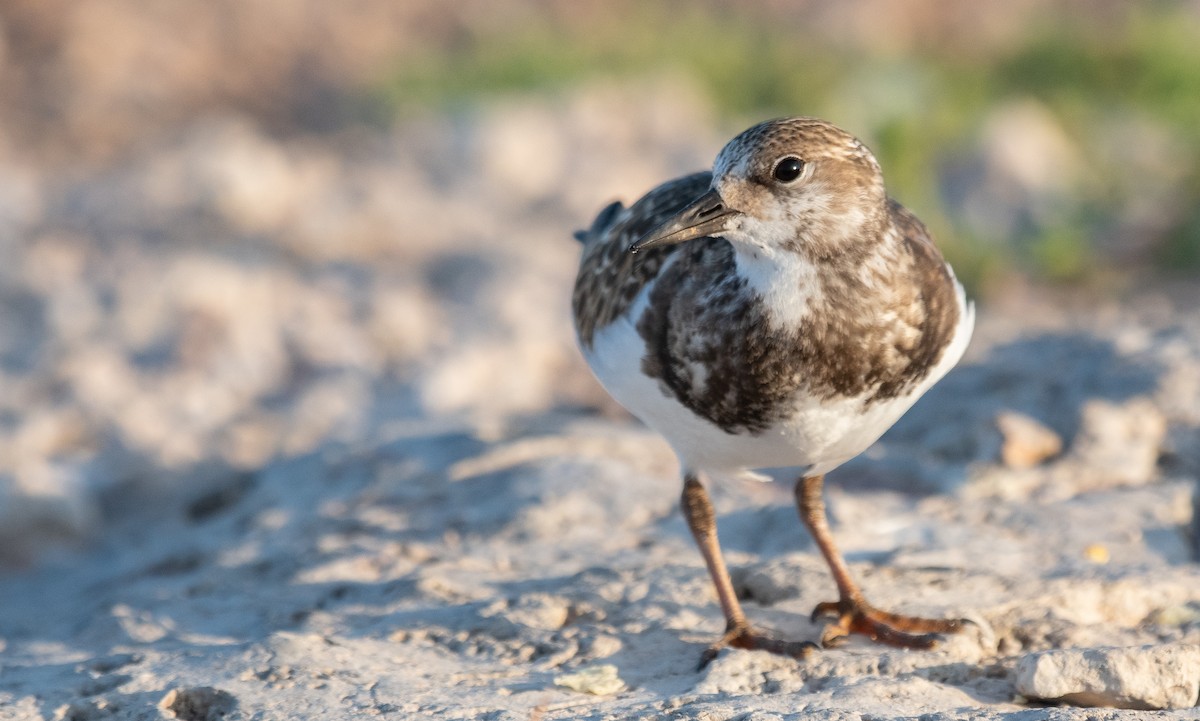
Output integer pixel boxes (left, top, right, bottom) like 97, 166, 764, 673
714, 117, 881, 180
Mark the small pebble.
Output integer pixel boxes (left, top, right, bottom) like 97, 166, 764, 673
996, 411, 1062, 469
158, 686, 237, 721
554, 664, 625, 696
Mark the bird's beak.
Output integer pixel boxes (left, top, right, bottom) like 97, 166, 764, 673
629, 189, 743, 254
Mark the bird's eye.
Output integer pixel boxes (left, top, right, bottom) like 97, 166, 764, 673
772, 156, 805, 184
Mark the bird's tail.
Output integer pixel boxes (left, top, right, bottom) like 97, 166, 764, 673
573, 200, 624, 244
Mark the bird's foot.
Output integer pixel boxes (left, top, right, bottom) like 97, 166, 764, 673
698, 621, 819, 669
810, 598, 969, 649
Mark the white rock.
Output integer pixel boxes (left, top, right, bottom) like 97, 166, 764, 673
553, 664, 625, 696
1015, 644, 1200, 710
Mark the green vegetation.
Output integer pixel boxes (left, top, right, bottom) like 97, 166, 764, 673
374, 4, 1200, 287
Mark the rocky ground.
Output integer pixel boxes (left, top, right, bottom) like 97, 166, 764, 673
0, 78, 1198, 720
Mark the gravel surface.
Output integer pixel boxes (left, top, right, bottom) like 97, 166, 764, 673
0, 81, 1197, 720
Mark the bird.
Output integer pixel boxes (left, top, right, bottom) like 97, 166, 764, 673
571, 116, 975, 665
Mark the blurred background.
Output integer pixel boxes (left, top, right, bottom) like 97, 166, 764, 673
2, 0, 1199, 561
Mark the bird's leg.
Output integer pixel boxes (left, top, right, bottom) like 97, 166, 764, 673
794, 474, 968, 649
682, 473, 816, 667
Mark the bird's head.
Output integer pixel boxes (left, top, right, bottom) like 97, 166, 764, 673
631, 117, 888, 260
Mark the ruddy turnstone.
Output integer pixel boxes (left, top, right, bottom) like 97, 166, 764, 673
572, 117, 975, 664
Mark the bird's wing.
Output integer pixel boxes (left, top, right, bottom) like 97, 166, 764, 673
887, 197, 944, 261
573, 172, 712, 348
886, 197, 971, 390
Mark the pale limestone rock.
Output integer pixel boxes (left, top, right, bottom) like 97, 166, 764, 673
1015, 644, 1200, 710
553, 664, 625, 696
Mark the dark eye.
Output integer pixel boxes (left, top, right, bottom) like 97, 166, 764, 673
772, 156, 805, 183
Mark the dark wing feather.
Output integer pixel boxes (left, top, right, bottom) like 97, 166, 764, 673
876, 198, 961, 400
574, 200, 624, 243
572, 172, 712, 347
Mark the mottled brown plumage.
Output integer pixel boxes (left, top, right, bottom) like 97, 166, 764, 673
573, 173, 713, 348
571, 117, 975, 664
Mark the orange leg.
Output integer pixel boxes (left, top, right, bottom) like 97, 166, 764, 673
795, 474, 968, 648
682, 473, 817, 666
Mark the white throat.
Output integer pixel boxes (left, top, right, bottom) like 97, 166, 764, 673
729, 242, 821, 330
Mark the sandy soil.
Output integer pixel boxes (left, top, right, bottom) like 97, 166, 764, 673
0, 81, 1198, 720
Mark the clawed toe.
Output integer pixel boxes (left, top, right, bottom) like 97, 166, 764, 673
810, 598, 969, 649
698, 622, 819, 669
810, 600, 843, 623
